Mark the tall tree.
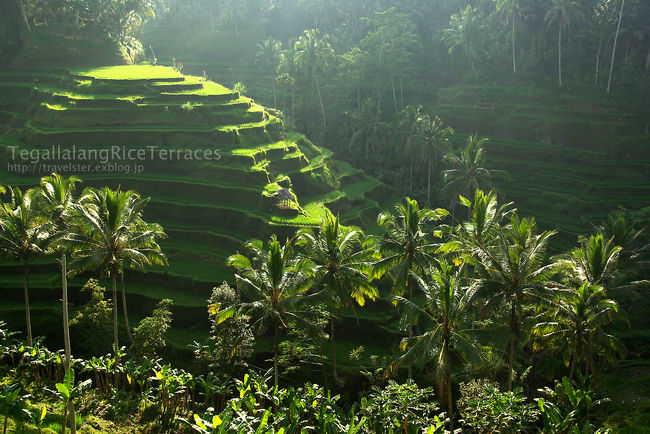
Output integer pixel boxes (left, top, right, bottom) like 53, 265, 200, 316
67, 187, 166, 363
443, 5, 483, 71
296, 210, 377, 386
409, 113, 453, 206
375, 198, 449, 379
392, 261, 484, 426
606, 0, 625, 94
545, 0, 586, 87
495, 0, 520, 73
0, 187, 52, 346
255, 38, 282, 108
224, 236, 317, 387
442, 134, 503, 210
472, 215, 556, 390
294, 29, 333, 134
532, 282, 626, 380
36, 173, 82, 434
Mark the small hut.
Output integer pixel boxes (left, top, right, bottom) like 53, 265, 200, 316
276, 188, 293, 209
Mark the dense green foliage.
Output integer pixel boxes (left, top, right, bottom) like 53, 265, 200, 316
2, 172, 647, 430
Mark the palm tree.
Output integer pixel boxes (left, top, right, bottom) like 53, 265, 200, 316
443, 5, 483, 71
66, 187, 167, 361
473, 215, 556, 390
607, 0, 625, 94
348, 98, 386, 164
442, 134, 504, 211
0, 187, 53, 346
409, 113, 453, 206
392, 261, 483, 426
396, 105, 424, 195
445, 190, 514, 252
295, 210, 377, 386
375, 197, 449, 379
294, 29, 334, 133
224, 236, 316, 387
495, 0, 520, 74
255, 38, 282, 108
532, 282, 626, 380
545, 0, 586, 87
36, 174, 81, 363
557, 233, 621, 289
36, 173, 81, 433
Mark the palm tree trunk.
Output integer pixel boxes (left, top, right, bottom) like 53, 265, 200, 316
558, 25, 563, 88
272, 77, 277, 108
17, 0, 30, 32
314, 69, 326, 133
409, 156, 413, 194
407, 278, 413, 380
23, 258, 32, 346
120, 272, 133, 344
594, 37, 602, 84
427, 158, 432, 206
273, 323, 279, 387
512, 10, 516, 74
330, 317, 340, 387
507, 302, 517, 391
568, 349, 578, 381
447, 371, 453, 431
391, 77, 397, 113
291, 84, 295, 124
607, 0, 624, 95
111, 269, 119, 364
61, 253, 76, 434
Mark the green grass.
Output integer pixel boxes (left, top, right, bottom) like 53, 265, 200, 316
71, 65, 183, 80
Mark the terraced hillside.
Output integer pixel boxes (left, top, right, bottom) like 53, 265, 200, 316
139, 52, 650, 250
0, 65, 394, 350
431, 85, 650, 249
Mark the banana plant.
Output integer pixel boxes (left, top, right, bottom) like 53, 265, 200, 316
47, 368, 91, 434
0, 384, 29, 434
24, 405, 47, 434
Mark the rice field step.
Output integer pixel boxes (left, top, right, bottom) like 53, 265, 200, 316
148, 92, 238, 103
151, 82, 204, 92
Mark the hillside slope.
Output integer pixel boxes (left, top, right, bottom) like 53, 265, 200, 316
0, 64, 395, 350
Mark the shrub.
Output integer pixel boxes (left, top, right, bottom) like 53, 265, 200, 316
457, 379, 539, 433
360, 380, 447, 433
70, 279, 112, 358
204, 283, 253, 375
131, 299, 173, 360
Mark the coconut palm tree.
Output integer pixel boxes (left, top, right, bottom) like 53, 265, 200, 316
255, 38, 282, 108
392, 260, 483, 426
295, 210, 377, 386
36, 173, 81, 433
36, 174, 81, 364
396, 105, 424, 195
375, 197, 449, 379
66, 187, 167, 361
495, 0, 520, 74
409, 113, 453, 206
224, 236, 317, 387
556, 233, 621, 290
606, 0, 625, 94
443, 5, 483, 71
442, 134, 503, 212
545, 0, 586, 87
348, 98, 386, 164
0, 186, 53, 346
473, 215, 556, 390
532, 282, 626, 380
294, 28, 333, 133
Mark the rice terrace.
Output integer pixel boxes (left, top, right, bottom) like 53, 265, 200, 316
0, 0, 649, 432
